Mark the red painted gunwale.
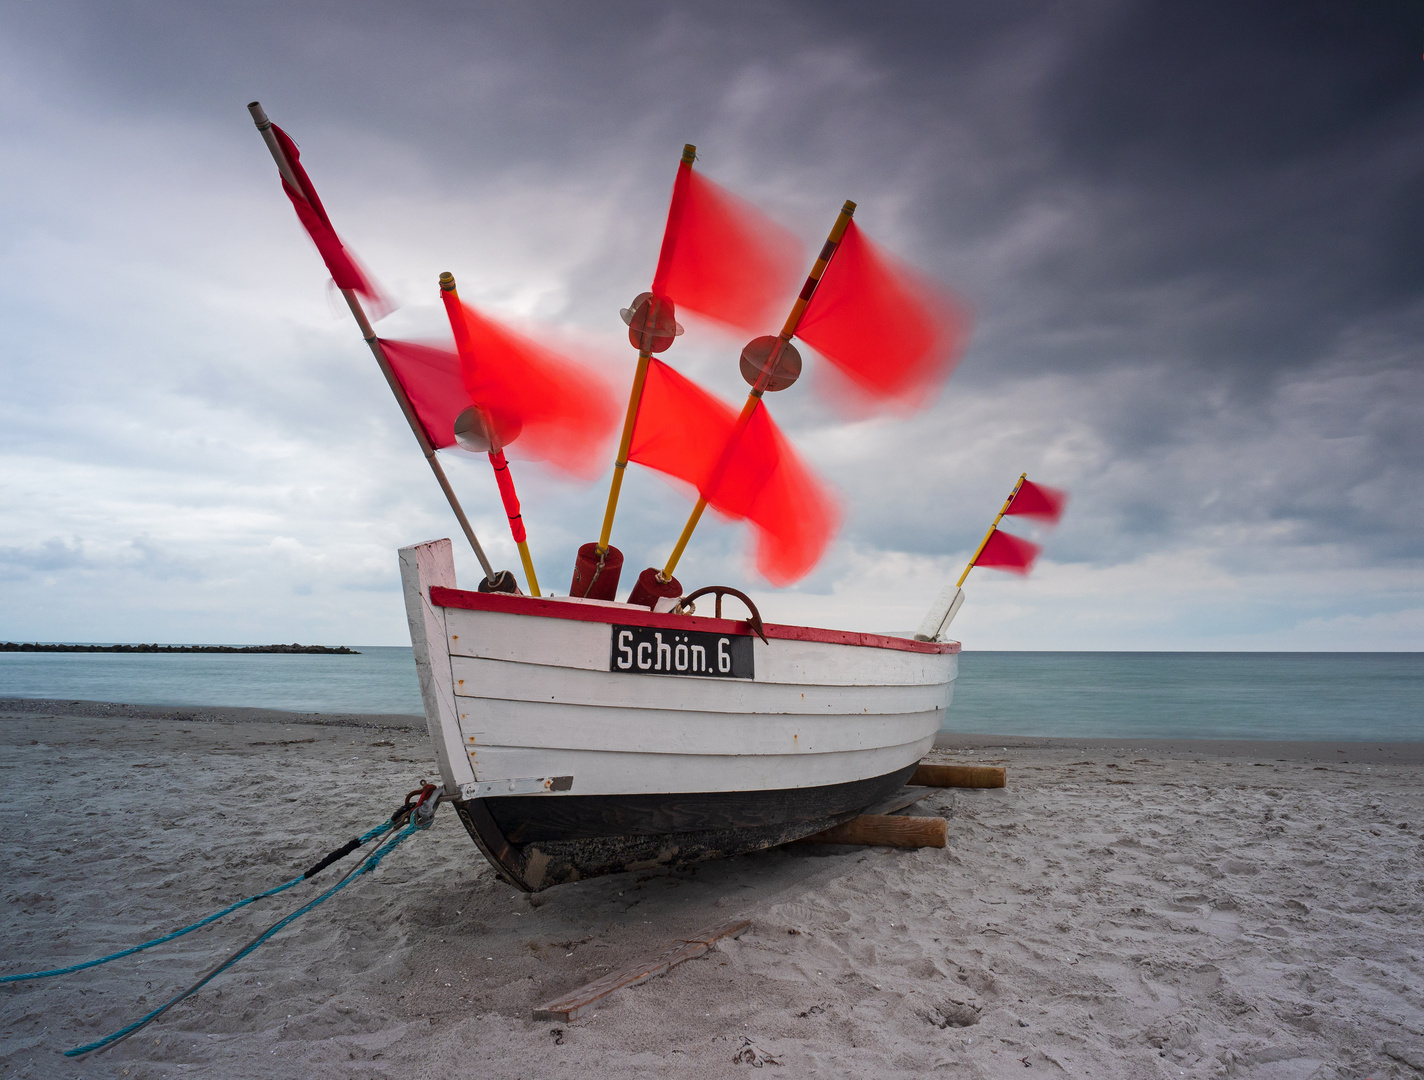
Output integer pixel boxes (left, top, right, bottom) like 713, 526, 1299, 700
429, 586, 959, 655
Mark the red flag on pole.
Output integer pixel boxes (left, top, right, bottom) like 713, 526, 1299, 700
437, 296, 619, 479
269, 125, 389, 313
795, 220, 969, 411
380, 312, 618, 479
972, 528, 1042, 576
627, 359, 738, 492
1003, 478, 1069, 524
651, 165, 804, 334
628, 360, 839, 585
376, 339, 466, 449
702, 401, 840, 586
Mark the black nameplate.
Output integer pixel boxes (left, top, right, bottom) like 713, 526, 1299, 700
610, 625, 754, 679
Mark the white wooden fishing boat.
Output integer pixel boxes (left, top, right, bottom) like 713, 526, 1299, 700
401, 538, 960, 891
242, 104, 1032, 898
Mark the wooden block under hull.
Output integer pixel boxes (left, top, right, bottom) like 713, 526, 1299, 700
795, 813, 948, 848
533, 919, 750, 1022
911, 762, 1006, 788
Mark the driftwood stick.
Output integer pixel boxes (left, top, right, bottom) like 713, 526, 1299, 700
796, 814, 948, 849
533, 919, 749, 1022
911, 763, 1006, 789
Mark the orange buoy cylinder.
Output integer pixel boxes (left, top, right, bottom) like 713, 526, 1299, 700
570, 543, 624, 601
625, 566, 682, 609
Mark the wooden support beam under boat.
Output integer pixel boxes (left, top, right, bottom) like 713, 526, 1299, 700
533, 919, 751, 1022
911, 763, 1007, 789
795, 813, 948, 849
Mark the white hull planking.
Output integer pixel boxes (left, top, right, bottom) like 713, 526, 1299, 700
400, 539, 958, 799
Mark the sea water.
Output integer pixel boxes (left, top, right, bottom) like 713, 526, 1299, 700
0, 649, 1419, 743
945, 652, 1423, 743
0, 646, 424, 715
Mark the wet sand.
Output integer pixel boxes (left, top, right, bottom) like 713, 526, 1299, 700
2, 697, 1422, 1079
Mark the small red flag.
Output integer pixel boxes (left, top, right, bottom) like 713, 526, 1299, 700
376, 339, 466, 449
651, 164, 803, 333
973, 528, 1041, 576
628, 360, 839, 585
438, 294, 619, 479
795, 219, 969, 411
1004, 479, 1069, 524
270, 125, 388, 313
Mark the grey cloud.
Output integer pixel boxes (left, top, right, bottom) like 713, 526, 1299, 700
0, 537, 206, 583
127, 537, 206, 582
0, 538, 88, 577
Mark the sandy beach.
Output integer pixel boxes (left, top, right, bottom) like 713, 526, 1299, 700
2, 697, 1421, 1079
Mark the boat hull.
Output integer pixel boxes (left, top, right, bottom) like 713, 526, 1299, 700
399, 539, 959, 890
454, 763, 917, 890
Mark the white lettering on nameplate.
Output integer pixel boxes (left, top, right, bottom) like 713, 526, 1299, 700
611, 625, 754, 679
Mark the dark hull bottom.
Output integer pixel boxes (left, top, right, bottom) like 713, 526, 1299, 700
452, 764, 917, 892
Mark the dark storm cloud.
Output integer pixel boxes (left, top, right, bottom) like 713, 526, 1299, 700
1013, 2, 1424, 379
762, 2, 1424, 401
13, 0, 1419, 388
12, 4, 1421, 285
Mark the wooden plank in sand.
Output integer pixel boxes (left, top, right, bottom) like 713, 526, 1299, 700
533, 919, 750, 1022
912, 762, 1006, 788
796, 813, 948, 848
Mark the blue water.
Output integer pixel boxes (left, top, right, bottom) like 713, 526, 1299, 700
945, 652, 1423, 743
0, 649, 1419, 742
0, 646, 424, 715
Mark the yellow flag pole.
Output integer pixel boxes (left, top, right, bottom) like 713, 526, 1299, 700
598, 355, 652, 550
659, 199, 858, 581
595, 143, 698, 557
955, 473, 1026, 588
439, 272, 542, 597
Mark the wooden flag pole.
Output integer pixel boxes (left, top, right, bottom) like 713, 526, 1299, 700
955, 473, 1026, 587
438, 273, 542, 597
659, 200, 858, 581
247, 101, 499, 584
594, 143, 698, 558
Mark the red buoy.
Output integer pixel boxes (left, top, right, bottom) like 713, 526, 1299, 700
569, 543, 624, 601
625, 566, 682, 609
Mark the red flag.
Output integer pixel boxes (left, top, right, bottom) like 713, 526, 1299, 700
795, 220, 969, 411
270, 125, 388, 312
703, 401, 840, 586
628, 361, 839, 585
438, 295, 619, 479
627, 359, 738, 492
377, 339, 466, 449
1004, 479, 1069, 524
973, 528, 1041, 576
651, 164, 803, 333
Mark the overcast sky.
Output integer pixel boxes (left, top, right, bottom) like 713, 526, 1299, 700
2, 1, 1421, 649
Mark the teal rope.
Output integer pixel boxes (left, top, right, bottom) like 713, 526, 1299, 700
64, 820, 422, 1059
1, 820, 393, 985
